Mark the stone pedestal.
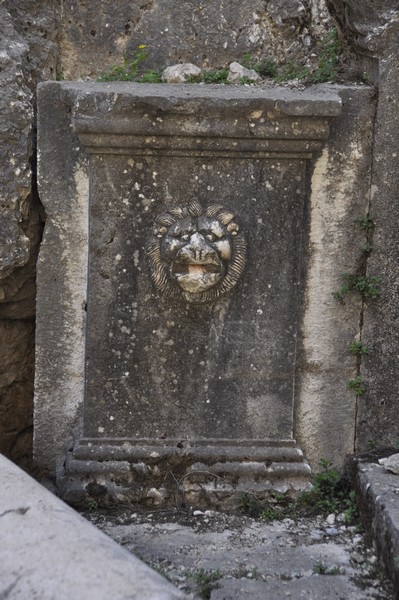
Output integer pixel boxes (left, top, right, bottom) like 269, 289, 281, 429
36, 83, 341, 507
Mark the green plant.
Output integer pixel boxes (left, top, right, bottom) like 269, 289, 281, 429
298, 459, 359, 517
97, 44, 148, 81
367, 439, 377, 450
187, 569, 221, 599
240, 76, 255, 85
310, 28, 342, 83
241, 53, 277, 77
313, 561, 343, 575
342, 490, 359, 523
347, 375, 366, 396
358, 214, 374, 232
260, 506, 281, 522
363, 241, 373, 253
274, 29, 342, 84
349, 340, 369, 356
202, 68, 229, 84
333, 273, 381, 302
139, 70, 162, 83
87, 498, 99, 512
274, 60, 312, 82
239, 493, 263, 518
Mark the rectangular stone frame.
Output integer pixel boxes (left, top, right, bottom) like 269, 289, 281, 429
36, 83, 341, 507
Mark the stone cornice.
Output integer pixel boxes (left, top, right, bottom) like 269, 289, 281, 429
51, 82, 342, 160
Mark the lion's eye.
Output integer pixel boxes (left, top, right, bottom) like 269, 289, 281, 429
206, 234, 215, 242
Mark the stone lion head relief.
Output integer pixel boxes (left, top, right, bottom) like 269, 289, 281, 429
147, 201, 247, 304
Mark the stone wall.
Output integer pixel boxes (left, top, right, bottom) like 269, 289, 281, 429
0, 1, 58, 468
58, 0, 332, 79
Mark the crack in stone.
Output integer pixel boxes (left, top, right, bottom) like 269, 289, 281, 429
0, 507, 29, 518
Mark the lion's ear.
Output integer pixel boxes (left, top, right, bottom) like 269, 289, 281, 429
187, 200, 203, 216
168, 207, 185, 219
205, 205, 225, 218
217, 211, 236, 225
155, 213, 178, 228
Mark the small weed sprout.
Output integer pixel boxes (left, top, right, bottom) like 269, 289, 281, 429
97, 44, 148, 81
275, 29, 342, 83
187, 569, 221, 599
333, 273, 381, 302
139, 70, 162, 83
367, 439, 377, 450
347, 375, 366, 396
202, 69, 229, 84
313, 561, 343, 575
363, 241, 373, 253
239, 461, 359, 524
239, 493, 263, 518
349, 340, 369, 356
87, 498, 99, 512
241, 53, 277, 77
186, 69, 229, 84
358, 214, 374, 232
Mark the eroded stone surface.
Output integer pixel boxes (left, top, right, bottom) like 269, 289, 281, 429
91, 508, 392, 599
0, 453, 184, 600
0, 1, 57, 467
58, 0, 334, 79
36, 83, 340, 499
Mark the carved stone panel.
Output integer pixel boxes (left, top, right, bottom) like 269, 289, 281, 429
36, 83, 341, 505
85, 153, 305, 441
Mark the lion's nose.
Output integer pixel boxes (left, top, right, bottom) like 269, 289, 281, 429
184, 232, 214, 262
189, 232, 206, 249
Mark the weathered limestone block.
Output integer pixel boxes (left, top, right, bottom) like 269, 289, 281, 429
0, 454, 184, 599
36, 82, 342, 507
296, 85, 376, 468
327, 1, 399, 451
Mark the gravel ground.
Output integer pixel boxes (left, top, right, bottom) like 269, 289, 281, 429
85, 508, 393, 599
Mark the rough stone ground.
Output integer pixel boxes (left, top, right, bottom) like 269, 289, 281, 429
87, 508, 393, 599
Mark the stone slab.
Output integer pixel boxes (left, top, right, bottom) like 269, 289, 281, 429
35, 82, 341, 478
351, 460, 399, 599
0, 453, 184, 600
95, 508, 391, 599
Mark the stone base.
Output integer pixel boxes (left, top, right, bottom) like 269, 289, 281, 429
59, 438, 312, 510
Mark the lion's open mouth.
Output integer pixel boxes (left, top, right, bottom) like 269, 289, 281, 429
171, 261, 223, 293
171, 263, 221, 276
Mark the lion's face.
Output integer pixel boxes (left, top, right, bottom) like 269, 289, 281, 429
147, 201, 246, 304
161, 215, 232, 294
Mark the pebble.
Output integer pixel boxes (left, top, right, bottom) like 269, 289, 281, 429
326, 513, 336, 525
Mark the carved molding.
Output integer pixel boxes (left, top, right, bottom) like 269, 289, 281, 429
69, 83, 341, 159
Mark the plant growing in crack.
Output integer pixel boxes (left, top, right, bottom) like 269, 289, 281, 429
347, 375, 366, 396
97, 44, 148, 81
333, 273, 381, 302
349, 340, 369, 356
186, 568, 222, 599
313, 560, 344, 575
